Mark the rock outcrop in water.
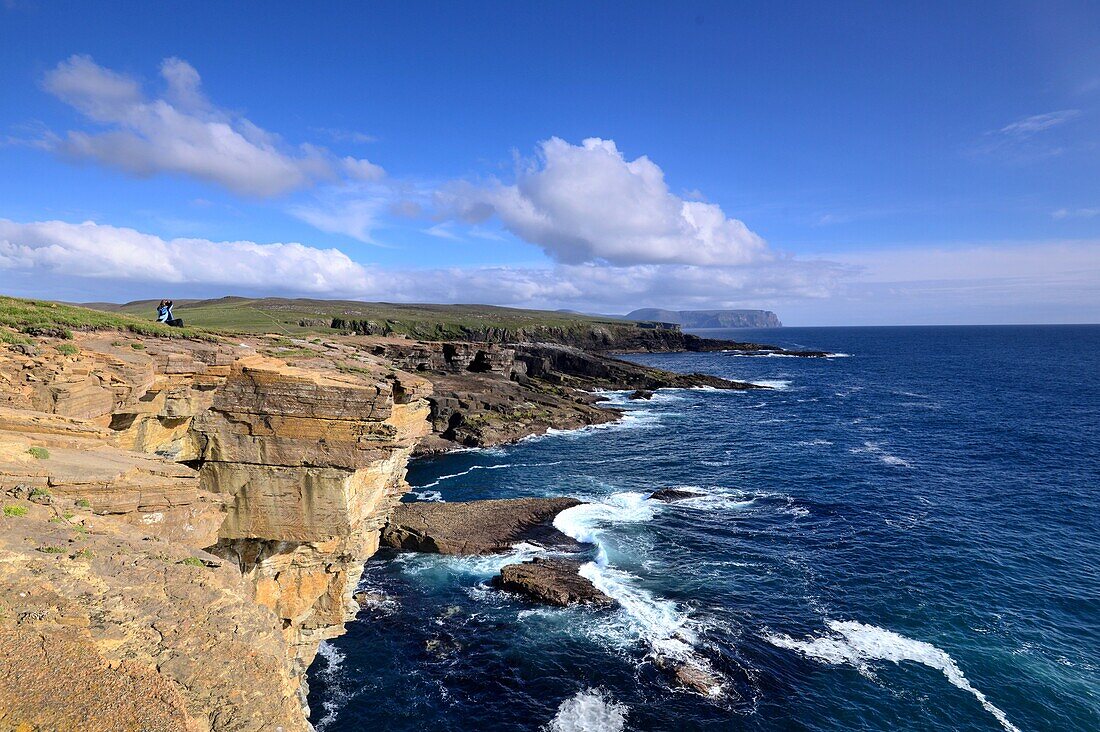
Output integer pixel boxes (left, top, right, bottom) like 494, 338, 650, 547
381, 497, 584, 554
492, 557, 614, 607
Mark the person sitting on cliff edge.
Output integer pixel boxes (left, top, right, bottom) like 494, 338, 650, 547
156, 299, 184, 327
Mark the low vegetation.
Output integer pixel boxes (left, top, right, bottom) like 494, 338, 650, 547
26, 447, 50, 460
56, 343, 79, 356
3, 505, 28, 517
0, 295, 211, 340
92, 295, 633, 338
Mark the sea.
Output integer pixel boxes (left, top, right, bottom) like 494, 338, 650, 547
307, 325, 1100, 732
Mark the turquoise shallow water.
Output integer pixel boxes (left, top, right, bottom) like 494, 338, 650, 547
308, 325, 1100, 731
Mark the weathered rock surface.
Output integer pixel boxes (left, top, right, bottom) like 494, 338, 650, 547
0, 495, 310, 732
0, 331, 436, 727
0, 408, 223, 549
382, 497, 584, 554
648, 487, 706, 503
492, 557, 614, 607
652, 653, 727, 697
629, 389, 654, 400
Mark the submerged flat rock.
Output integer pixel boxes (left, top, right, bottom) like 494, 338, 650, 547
493, 557, 614, 607
381, 497, 585, 555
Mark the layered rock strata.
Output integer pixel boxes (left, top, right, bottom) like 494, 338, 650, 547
0, 332, 433, 728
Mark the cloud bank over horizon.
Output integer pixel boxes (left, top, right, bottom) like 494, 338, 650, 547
2, 217, 1097, 324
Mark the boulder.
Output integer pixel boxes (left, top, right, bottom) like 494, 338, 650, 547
492, 557, 614, 607
381, 497, 585, 554
629, 389, 654, 400
652, 654, 726, 697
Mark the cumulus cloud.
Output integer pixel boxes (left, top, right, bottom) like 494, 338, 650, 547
0, 219, 376, 293
440, 137, 769, 266
41, 56, 383, 197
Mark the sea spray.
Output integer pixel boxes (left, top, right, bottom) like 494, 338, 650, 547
545, 688, 628, 732
767, 621, 1020, 732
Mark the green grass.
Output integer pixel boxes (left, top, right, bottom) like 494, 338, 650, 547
3, 505, 28, 517
36, 545, 66, 554
0, 330, 32, 346
179, 556, 205, 567
29, 487, 51, 499
75, 498, 91, 508
0, 295, 212, 340
91, 296, 636, 338
26, 447, 50, 460
56, 343, 79, 356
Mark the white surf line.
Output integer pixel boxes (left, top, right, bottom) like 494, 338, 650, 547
767, 620, 1020, 732
414, 460, 564, 489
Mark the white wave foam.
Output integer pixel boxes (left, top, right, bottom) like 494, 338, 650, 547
751, 379, 792, 390
545, 688, 629, 732
396, 542, 545, 578
849, 441, 913, 468
796, 439, 833, 447
412, 489, 444, 502
312, 641, 348, 731
554, 494, 724, 690
767, 621, 1020, 732
722, 350, 850, 358
415, 462, 515, 489
649, 485, 757, 512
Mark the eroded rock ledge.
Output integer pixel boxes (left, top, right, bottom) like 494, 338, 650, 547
381, 497, 583, 555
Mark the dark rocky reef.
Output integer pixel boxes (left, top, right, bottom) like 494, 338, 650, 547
381, 497, 584, 555
649, 488, 706, 503
492, 557, 614, 608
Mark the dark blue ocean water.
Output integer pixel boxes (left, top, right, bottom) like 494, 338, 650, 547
308, 326, 1100, 732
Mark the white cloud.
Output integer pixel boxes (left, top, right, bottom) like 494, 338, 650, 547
41, 56, 384, 197
997, 110, 1080, 137
1052, 207, 1100, 220
342, 156, 386, 181
0, 219, 376, 293
2, 219, 1095, 325
440, 137, 769, 266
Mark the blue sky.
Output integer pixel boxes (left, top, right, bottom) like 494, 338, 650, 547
1, 0, 1097, 324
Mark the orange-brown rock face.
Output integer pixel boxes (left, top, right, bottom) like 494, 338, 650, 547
0, 496, 311, 732
194, 355, 432, 670
0, 333, 434, 728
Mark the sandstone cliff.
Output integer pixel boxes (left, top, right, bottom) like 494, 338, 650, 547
0, 330, 432, 730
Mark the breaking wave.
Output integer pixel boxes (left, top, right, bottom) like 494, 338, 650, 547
766, 620, 1020, 732
312, 641, 349, 731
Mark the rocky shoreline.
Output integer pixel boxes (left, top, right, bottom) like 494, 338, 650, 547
0, 300, 818, 729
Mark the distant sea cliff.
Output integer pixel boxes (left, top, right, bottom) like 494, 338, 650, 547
625, 308, 782, 328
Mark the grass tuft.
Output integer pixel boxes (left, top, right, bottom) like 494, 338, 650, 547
3, 505, 28, 517
27, 447, 50, 460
